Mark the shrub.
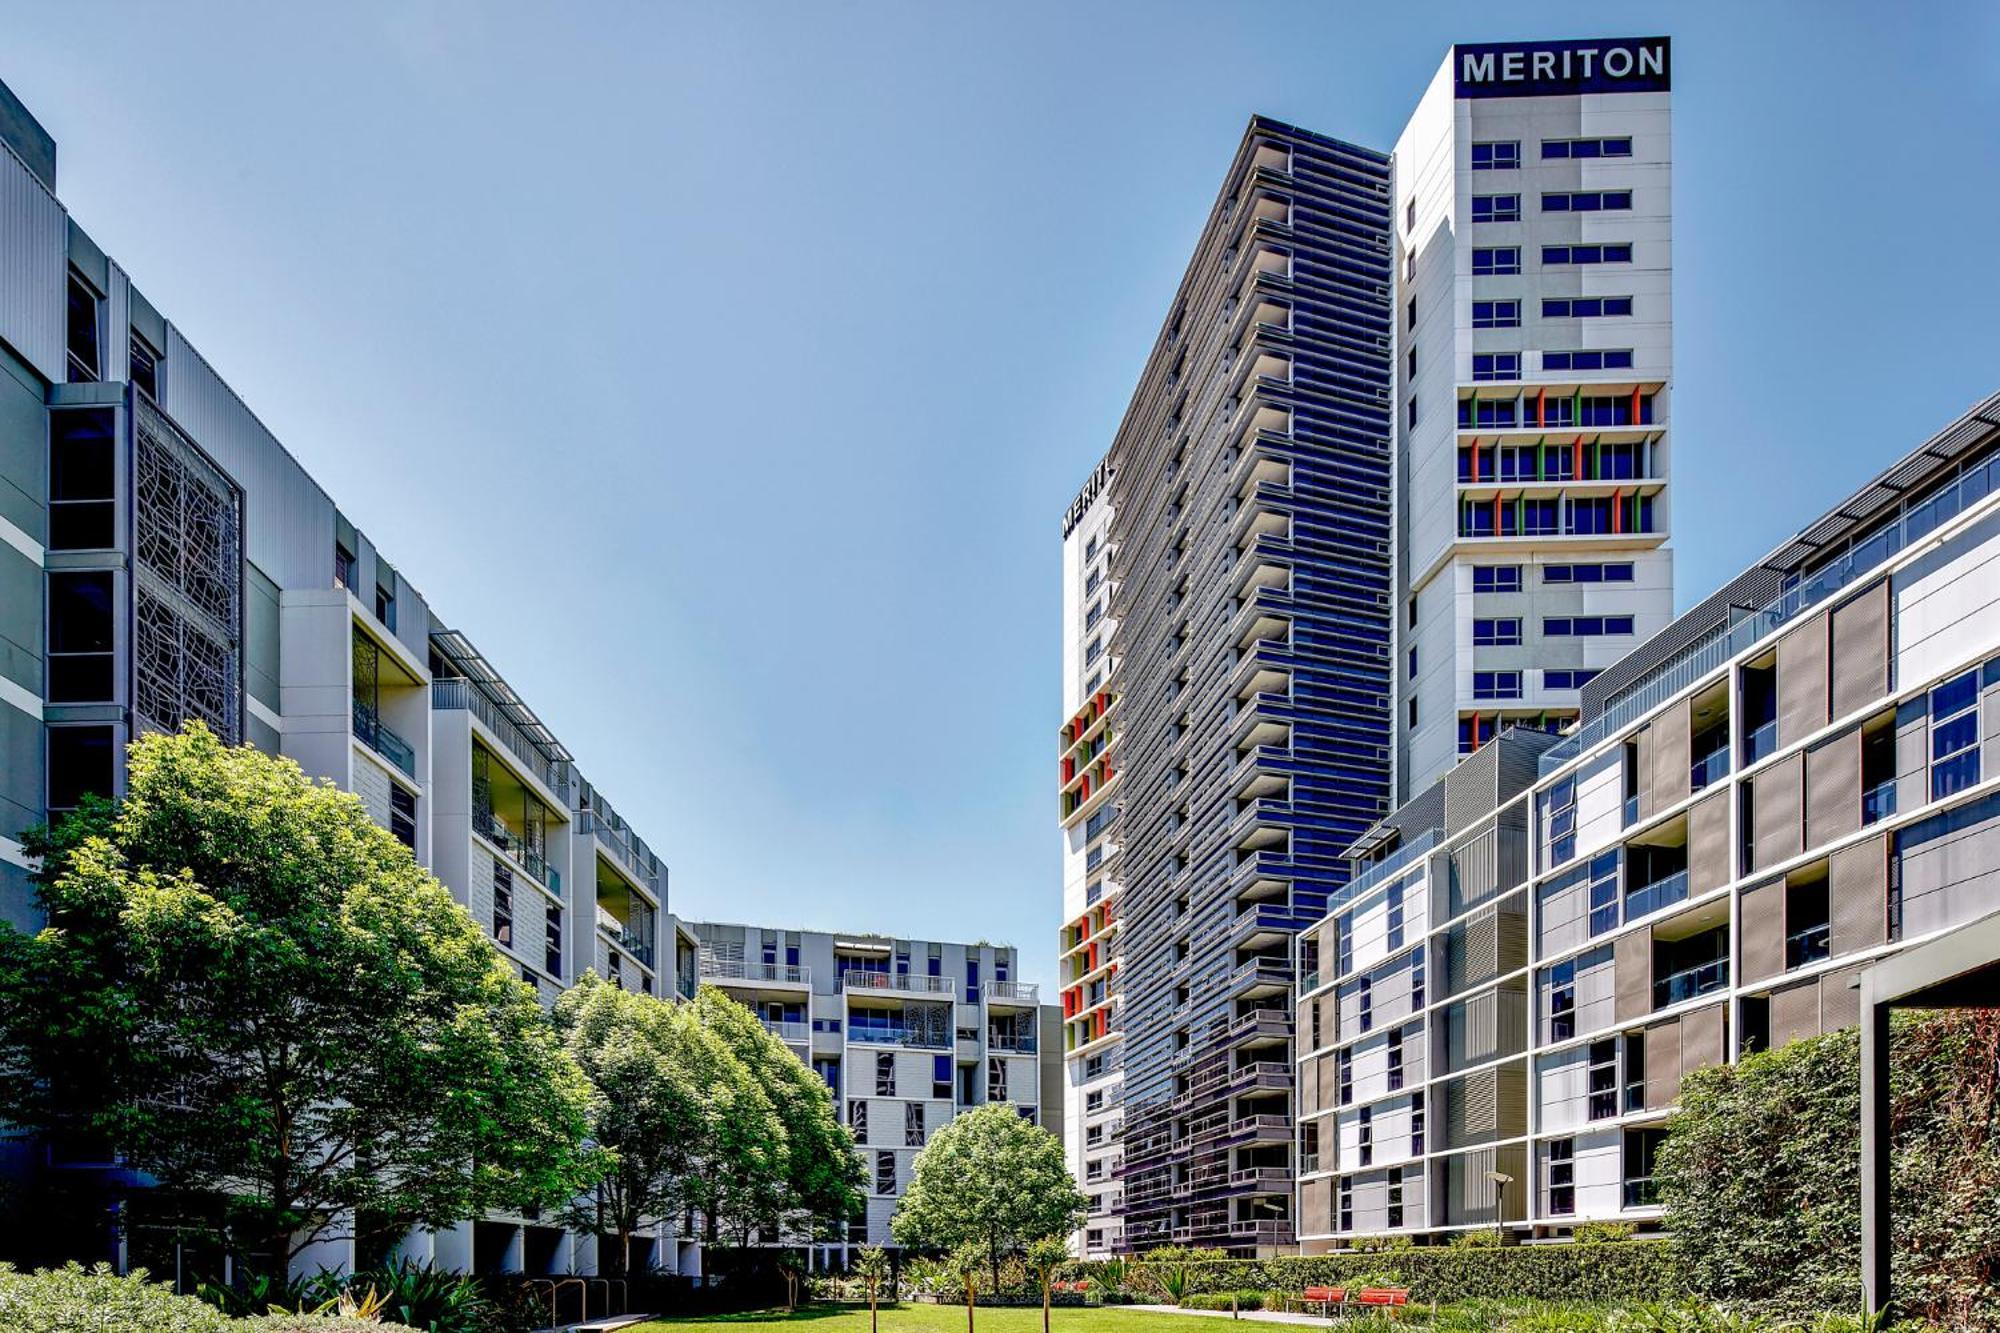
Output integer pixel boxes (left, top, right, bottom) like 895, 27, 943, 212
1656, 1011, 2000, 1328
1573, 1222, 1638, 1245
1451, 1228, 1503, 1248
1181, 1290, 1266, 1311
1162, 1240, 1683, 1305
239, 1319, 420, 1333
0, 1263, 236, 1333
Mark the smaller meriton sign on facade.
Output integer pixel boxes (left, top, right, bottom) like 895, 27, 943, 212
1455, 37, 1671, 100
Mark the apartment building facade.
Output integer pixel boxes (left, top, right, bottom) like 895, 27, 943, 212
1395, 36, 1675, 797
687, 923, 1056, 1261
0, 79, 698, 1279
1056, 116, 1396, 1256
1296, 392, 2000, 1247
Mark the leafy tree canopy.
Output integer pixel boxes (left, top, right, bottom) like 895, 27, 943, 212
0, 724, 601, 1275
891, 1102, 1085, 1285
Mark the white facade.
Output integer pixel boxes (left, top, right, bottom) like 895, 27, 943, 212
1394, 41, 1677, 797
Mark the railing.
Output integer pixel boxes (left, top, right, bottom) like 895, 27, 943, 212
1786, 922, 1832, 970
1227, 1114, 1292, 1138
1299, 969, 1321, 994
987, 980, 1041, 1003
1621, 795, 1640, 828
1326, 827, 1440, 921
1623, 1177, 1661, 1208
1298, 1152, 1321, 1175
1742, 720, 1778, 766
1689, 745, 1731, 792
596, 908, 657, 967
987, 1033, 1039, 1054
432, 677, 568, 795
842, 972, 956, 996
1862, 779, 1899, 826
760, 1019, 809, 1043
473, 810, 558, 892
1227, 1218, 1295, 1243
351, 697, 415, 777
699, 957, 811, 986
1228, 1167, 1292, 1189
1654, 957, 1726, 1009
1625, 870, 1689, 922
677, 970, 698, 1000
1229, 957, 1294, 990
847, 1025, 950, 1050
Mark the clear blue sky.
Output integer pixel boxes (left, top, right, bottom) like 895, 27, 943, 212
7, 3, 1997, 987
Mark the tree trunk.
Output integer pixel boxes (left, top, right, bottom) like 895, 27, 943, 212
965, 1274, 976, 1333
989, 1238, 1000, 1293
1043, 1284, 1052, 1333
870, 1292, 878, 1333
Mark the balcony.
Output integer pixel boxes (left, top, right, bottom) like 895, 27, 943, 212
761, 1019, 809, 1044
596, 907, 656, 969
1742, 719, 1778, 767
1227, 1166, 1292, 1194
1689, 745, 1731, 793
472, 809, 558, 893
352, 697, 415, 778
1654, 957, 1726, 1009
432, 676, 567, 796
1786, 921, 1832, 971
987, 979, 1041, 1006
1228, 1061, 1294, 1092
1862, 779, 1899, 826
1225, 1114, 1293, 1145
1626, 870, 1689, 922
847, 1024, 950, 1051
988, 1032, 1039, 1054
1227, 956, 1294, 1000
843, 972, 956, 997
700, 956, 811, 988
1227, 1218, 1295, 1245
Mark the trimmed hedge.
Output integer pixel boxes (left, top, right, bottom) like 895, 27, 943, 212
1161, 1240, 1682, 1305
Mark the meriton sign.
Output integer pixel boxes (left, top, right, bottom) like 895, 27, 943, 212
1455, 37, 1670, 100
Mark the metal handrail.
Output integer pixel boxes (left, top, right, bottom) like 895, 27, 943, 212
843, 971, 956, 996
700, 957, 810, 985
351, 697, 415, 777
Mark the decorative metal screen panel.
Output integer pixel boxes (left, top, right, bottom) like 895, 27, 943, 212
132, 396, 243, 742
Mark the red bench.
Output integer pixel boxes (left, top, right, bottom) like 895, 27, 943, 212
1356, 1288, 1409, 1307
1301, 1286, 1346, 1312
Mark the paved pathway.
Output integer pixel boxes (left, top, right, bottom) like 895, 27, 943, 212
1126, 1304, 1339, 1325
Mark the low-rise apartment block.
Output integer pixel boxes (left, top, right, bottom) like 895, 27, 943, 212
687, 923, 1059, 1260
1296, 392, 2000, 1245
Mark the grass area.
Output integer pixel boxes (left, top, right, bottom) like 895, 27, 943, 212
626, 1307, 1170, 1333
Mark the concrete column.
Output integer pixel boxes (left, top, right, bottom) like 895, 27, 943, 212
431, 1220, 475, 1274
1860, 991, 1892, 1315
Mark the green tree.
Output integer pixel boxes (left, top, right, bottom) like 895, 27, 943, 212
693, 986, 862, 1241
1023, 1235, 1071, 1333
945, 1242, 985, 1333
891, 1102, 1086, 1289
0, 723, 601, 1276
1656, 1011, 2000, 1327
553, 973, 718, 1273
855, 1244, 892, 1333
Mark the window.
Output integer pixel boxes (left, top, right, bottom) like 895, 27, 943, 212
1474, 671, 1522, 701
1543, 136, 1633, 159
988, 1056, 1007, 1102
1472, 299, 1521, 329
1543, 349, 1635, 372
905, 1102, 925, 1147
1474, 618, 1522, 647
876, 1051, 896, 1096
934, 1053, 953, 1098
333, 543, 356, 591
1358, 976, 1374, 1033
1357, 1105, 1374, 1166
545, 903, 563, 978
1547, 958, 1577, 1041
1459, 399, 1519, 429
1542, 297, 1633, 318
1085, 602, 1102, 629
1407, 397, 1418, 428
1405, 249, 1416, 281
1546, 1138, 1576, 1215
816, 1059, 840, 1096
1411, 1090, 1426, 1154
66, 269, 101, 383
1472, 194, 1520, 223
1588, 1039, 1620, 1120
1387, 880, 1405, 952
48, 410, 116, 550
128, 333, 161, 400
1931, 670, 1981, 799
1472, 246, 1521, 276
966, 957, 981, 1003
876, 1151, 896, 1195
1411, 947, 1426, 1009
1407, 297, 1416, 330
374, 583, 397, 631
1387, 1029, 1405, 1091
1084, 638, 1102, 665
492, 862, 514, 947
1473, 352, 1520, 382
849, 1099, 868, 1138
47, 571, 116, 703
1545, 563, 1635, 584
1408, 646, 1418, 678
1338, 1177, 1354, 1232
1408, 697, 1418, 729
1544, 669, 1603, 691
1545, 615, 1636, 638
46, 725, 114, 813
1473, 565, 1523, 593
1386, 1166, 1405, 1228
389, 785, 417, 849
1337, 1047, 1352, 1104
1542, 243, 1634, 266
1471, 140, 1521, 170
1407, 346, 1417, 378
1405, 198, 1416, 232
1543, 190, 1633, 213
1545, 775, 1578, 864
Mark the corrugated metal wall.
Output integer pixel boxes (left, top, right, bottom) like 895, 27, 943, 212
0, 141, 65, 384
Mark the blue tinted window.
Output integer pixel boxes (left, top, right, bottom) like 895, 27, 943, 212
1472, 194, 1522, 223
1472, 565, 1522, 593
1542, 243, 1634, 266
1542, 137, 1634, 159
1472, 246, 1522, 276
1542, 297, 1634, 318
1472, 299, 1521, 329
1473, 352, 1520, 382
1543, 191, 1633, 213
1543, 349, 1635, 372
1474, 671, 1521, 700
1472, 140, 1521, 170
1473, 618, 1522, 646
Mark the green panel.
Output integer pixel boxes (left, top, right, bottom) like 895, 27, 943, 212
0, 541, 42, 696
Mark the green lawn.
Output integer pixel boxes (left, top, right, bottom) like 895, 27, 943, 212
626, 1307, 1176, 1333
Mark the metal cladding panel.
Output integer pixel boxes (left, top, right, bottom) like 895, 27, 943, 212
1641, 1018, 1680, 1110
1770, 977, 1821, 1048
1775, 612, 1830, 750
1647, 697, 1692, 816
1830, 579, 1890, 719
1300, 1177, 1332, 1235
1829, 832, 1889, 956
0, 142, 65, 384
1750, 752, 1804, 874
1678, 1002, 1725, 1081
1613, 926, 1651, 1024
1805, 728, 1863, 850
161, 325, 336, 593
1739, 879, 1786, 984
1687, 789, 1731, 894
1818, 963, 1864, 1031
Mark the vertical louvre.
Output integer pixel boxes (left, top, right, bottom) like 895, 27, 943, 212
1819, 964, 1864, 1031
1770, 979, 1822, 1047
1687, 789, 1731, 892
1496, 908, 1529, 975
1301, 1178, 1332, 1234
1776, 613, 1830, 748
1614, 928, 1652, 1023
1805, 728, 1862, 850
1651, 697, 1693, 813
1829, 833, 1889, 956
1830, 580, 1890, 719
1642, 1019, 1682, 1109
1678, 1003, 1726, 1080
1750, 752, 1804, 872
1299, 1057, 1320, 1116
1739, 879, 1786, 983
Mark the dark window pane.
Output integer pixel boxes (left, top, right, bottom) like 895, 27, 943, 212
48, 726, 114, 810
